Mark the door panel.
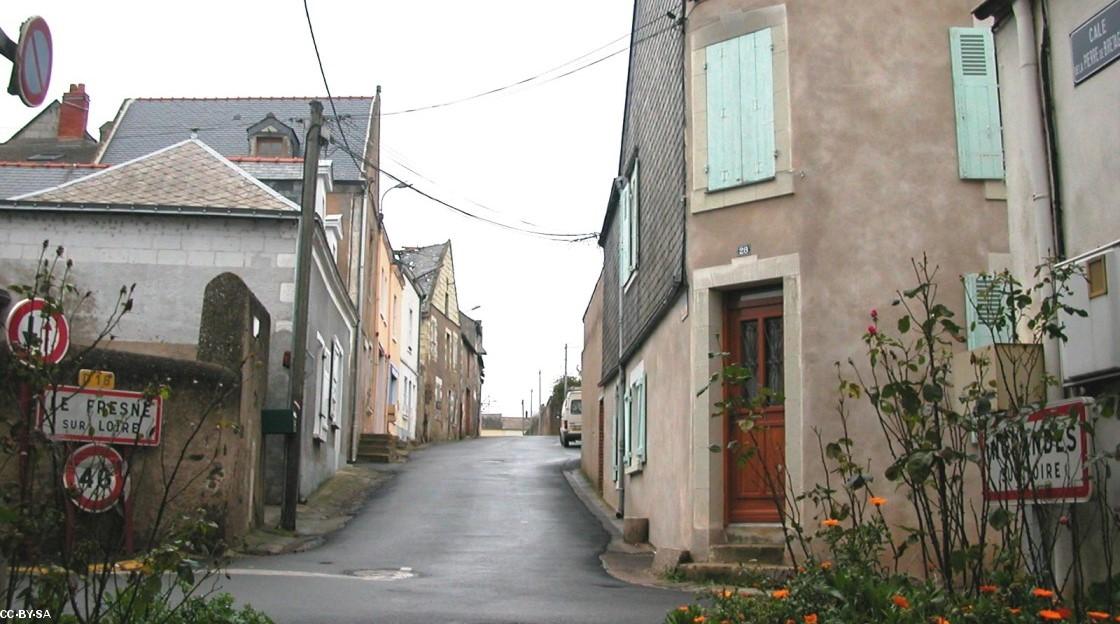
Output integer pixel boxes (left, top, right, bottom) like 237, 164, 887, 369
725, 294, 785, 524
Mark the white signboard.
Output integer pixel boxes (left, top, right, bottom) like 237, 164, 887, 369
983, 399, 1091, 503
38, 385, 163, 447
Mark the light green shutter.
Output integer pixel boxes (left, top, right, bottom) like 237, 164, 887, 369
622, 387, 632, 466
618, 181, 631, 285
612, 392, 622, 484
950, 27, 1004, 180
635, 374, 647, 466
706, 37, 744, 190
965, 273, 1013, 350
741, 28, 775, 183
629, 161, 639, 272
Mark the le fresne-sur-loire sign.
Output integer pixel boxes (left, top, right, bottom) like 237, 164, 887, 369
38, 385, 163, 447
983, 398, 1091, 504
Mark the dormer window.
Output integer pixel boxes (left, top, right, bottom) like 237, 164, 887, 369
247, 113, 300, 158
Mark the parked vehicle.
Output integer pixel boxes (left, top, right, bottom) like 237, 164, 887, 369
559, 389, 582, 447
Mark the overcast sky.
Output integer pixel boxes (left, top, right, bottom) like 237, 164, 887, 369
0, 1, 634, 421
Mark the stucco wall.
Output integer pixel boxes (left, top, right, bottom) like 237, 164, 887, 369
580, 274, 605, 493
680, 0, 1011, 558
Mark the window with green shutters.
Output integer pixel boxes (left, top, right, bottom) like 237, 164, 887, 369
950, 27, 1005, 180
624, 370, 647, 474
705, 27, 776, 191
618, 161, 639, 287
965, 273, 1014, 350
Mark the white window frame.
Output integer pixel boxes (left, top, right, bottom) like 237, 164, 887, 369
619, 160, 640, 290
313, 334, 328, 441
328, 338, 344, 431
625, 361, 647, 474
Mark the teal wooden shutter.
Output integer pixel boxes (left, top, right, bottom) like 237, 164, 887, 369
965, 273, 1013, 350
629, 161, 639, 272
635, 374, 647, 466
612, 392, 622, 484
622, 386, 632, 467
741, 27, 775, 183
706, 37, 744, 190
618, 182, 631, 285
950, 27, 1004, 180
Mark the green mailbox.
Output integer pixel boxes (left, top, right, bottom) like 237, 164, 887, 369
261, 408, 298, 434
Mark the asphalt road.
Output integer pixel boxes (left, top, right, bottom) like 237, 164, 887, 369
223, 436, 691, 624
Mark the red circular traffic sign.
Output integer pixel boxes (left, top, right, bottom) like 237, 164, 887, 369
5, 298, 70, 364
63, 444, 127, 513
15, 16, 52, 108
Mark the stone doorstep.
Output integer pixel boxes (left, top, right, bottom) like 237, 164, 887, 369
676, 562, 791, 585
709, 543, 786, 566
725, 524, 787, 546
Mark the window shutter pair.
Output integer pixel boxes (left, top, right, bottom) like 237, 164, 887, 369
622, 373, 648, 473
965, 273, 1014, 350
618, 178, 632, 286
950, 27, 1004, 180
633, 374, 647, 466
705, 27, 776, 191
329, 340, 344, 429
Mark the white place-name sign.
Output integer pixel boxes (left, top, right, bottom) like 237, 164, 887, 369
38, 385, 163, 447
983, 399, 1091, 504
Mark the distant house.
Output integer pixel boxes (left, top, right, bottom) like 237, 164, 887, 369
459, 313, 485, 438
0, 138, 356, 501
395, 263, 422, 442
398, 241, 470, 442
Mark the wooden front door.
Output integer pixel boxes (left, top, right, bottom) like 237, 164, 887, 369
724, 293, 785, 524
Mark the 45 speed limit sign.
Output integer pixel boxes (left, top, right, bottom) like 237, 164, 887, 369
63, 444, 127, 513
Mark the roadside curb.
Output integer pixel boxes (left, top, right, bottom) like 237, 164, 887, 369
235, 462, 396, 557
562, 468, 701, 593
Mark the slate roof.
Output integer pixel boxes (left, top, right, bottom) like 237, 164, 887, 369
397, 242, 449, 300
0, 101, 101, 164
0, 162, 105, 199
460, 313, 486, 356
98, 97, 374, 182
17, 139, 298, 212
230, 158, 305, 181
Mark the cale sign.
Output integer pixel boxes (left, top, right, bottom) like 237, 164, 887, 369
38, 385, 163, 447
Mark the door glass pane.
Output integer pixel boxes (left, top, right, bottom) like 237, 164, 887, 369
739, 320, 759, 399
765, 317, 784, 399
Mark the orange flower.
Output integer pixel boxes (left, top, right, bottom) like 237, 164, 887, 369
1008, 608, 1021, 615
693, 617, 706, 624
804, 615, 818, 624
772, 588, 791, 599
1057, 608, 1073, 619
714, 589, 734, 599
1032, 588, 1056, 599
933, 618, 950, 624
892, 594, 911, 609
820, 560, 833, 570
870, 496, 887, 507
979, 584, 998, 594
1086, 613, 1110, 621
677, 605, 690, 612
1038, 609, 1065, 621
822, 518, 841, 527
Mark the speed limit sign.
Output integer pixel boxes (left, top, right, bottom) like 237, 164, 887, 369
63, 444, 127, 513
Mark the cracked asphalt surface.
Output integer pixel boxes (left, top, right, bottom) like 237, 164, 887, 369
223, 436, 691, 623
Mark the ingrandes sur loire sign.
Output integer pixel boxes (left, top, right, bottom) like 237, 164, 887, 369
38, 385, 163, 446
983, 399, 1091, 503
1072, 0, 1120, 85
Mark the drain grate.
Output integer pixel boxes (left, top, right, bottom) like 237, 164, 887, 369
347, 567, 417, 581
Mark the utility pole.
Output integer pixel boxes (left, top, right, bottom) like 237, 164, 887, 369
521, 399, 525, 434
562, 344, 568, 418
281, 101, 325, 531
538, 369, 542, 424
530, 388, 534, 426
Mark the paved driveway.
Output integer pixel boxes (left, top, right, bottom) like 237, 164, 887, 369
223, 436, 690, 623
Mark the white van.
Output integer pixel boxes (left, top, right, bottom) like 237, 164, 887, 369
559, 389, 582, 447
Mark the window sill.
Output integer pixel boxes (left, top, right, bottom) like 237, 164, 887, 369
693, 171, 794, 214
625, 463, 644, 475
623, 269, 639, 293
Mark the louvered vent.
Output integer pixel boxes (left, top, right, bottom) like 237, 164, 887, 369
959, 33, 988, 76
975, 276, 1004, 325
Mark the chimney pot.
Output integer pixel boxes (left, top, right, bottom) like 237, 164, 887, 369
58, 84, 91, 141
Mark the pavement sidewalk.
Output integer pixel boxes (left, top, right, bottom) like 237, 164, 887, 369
236, 461, 398, 556
562, 467, 703, 593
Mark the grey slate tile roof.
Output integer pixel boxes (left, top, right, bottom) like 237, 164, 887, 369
231, 159, 305, 181
99, 97, 374, 182
397, 242, 449, 300
0, 163, 104, 199
459, 313, 485, 356
19, 139, 297, 212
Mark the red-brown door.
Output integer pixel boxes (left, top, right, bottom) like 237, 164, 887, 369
724, 293, 785, 524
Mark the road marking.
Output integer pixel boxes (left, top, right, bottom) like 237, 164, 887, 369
226, 568, 415, 582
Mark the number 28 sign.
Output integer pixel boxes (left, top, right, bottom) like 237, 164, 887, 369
63, 444, 127, 513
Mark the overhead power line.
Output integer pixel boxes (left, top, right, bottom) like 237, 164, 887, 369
303, 0, 365, 175
382, 14, 679, 116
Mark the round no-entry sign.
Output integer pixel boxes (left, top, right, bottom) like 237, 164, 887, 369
63, 444, 127, 513
5, 297, 70, 364
13, 16, 51, 107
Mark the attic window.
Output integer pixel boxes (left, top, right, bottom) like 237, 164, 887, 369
254, 136, 286, 157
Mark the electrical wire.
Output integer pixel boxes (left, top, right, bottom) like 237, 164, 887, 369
331, 140, 598, 243
303, 0, 366, 175
381, 13, 680, 116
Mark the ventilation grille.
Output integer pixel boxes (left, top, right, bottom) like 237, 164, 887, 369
960, 34, 989, 76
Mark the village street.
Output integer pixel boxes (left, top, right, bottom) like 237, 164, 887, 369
221, 437, 690, 623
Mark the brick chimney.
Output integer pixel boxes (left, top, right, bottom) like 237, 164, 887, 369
57, 84, 89, 140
